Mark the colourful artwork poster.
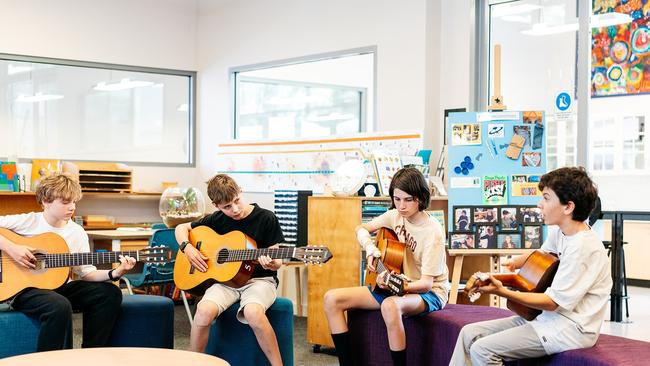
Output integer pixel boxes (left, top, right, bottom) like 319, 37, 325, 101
592, 1, 650, 97
482, 175, 507, 205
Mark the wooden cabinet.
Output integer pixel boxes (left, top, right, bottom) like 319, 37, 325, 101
306, 196, 449, 348
307, 196, 363, 348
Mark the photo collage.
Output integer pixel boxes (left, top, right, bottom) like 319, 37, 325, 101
449, 205, 544, 250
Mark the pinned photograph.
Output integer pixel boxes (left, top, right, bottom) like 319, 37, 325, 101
522, 152, 542, 167
521, 207, 544, 223
497, 233, 521, 249
451, 123, 482, 145
477, 225, 497, 249
522, 111, 543, 125
499, 207, 519, 231
474, 207, 498, 224
524, 226, 543, 249
513, 125, 531, 147
450, 233, 476, 249
454, 207, 472, 232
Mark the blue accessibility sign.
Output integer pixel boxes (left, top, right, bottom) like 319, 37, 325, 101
555, 92, 571, 111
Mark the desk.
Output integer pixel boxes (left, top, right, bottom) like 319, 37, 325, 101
0, 347, 229, 366
87, 229, 154, 251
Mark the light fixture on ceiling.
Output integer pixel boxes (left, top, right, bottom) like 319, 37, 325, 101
177, 103, 189, 112
492, 4, 542, 18
15, 92, 64, 103
521, 12, 632, 36
94, 78, 155, 91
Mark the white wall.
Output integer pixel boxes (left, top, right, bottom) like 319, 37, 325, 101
195, 0, 431, 208
1, 0, 473, 218
0, 0, 201, 221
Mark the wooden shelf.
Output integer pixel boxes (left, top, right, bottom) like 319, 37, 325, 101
77, 162, 133, 193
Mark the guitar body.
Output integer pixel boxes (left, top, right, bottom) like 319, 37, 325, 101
0, 228, 71, 302
465, 250, 560, 321
363, 227, 405, 291
173, 226, 258, 295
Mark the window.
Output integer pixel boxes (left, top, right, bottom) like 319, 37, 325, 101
484, 0, 579, 170
232, 48, 375, 140
0, 54, 195, 166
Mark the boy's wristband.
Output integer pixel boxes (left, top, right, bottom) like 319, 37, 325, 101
108, 268, 121, 281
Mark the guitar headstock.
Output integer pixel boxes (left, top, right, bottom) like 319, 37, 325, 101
138, 246, 172, 264
294, 246, 333, 265
385, 272, 407, 296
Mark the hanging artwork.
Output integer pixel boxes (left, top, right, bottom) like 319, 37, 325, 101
592, 1, 650, 96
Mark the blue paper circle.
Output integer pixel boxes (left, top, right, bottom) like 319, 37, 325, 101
467, 162, 474, 170
464, 156, 472, 163
462, 168, 469, 175
460, 161, 468, 169
454, 166, 461, 174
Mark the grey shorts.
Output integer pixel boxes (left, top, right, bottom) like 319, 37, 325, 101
200, 277, 277, 324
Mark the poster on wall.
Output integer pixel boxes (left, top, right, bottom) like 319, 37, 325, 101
592, 1, 650, 97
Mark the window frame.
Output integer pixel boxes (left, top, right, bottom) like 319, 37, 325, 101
0, 52, 197, 167
229, 46, 377, 140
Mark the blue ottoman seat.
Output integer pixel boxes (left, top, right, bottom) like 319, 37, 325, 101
0, 294, 174, 359
205, 297, 294, 366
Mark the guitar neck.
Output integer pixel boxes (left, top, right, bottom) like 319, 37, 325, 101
375, 259, 388, 274
221, 247, 296, 262
43, 251, 140, 268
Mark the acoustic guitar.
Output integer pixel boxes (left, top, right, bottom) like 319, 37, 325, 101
464, 250, 560, 320
0, 228, 172, 302
173, 226, 332, 295
363, 227, 409, 296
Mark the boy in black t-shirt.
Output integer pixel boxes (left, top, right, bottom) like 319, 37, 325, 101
175, 174, 285, 366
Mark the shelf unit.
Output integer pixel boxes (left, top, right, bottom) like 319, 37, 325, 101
76, 162, 133, 193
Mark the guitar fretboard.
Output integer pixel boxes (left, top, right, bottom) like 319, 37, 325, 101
220, 247, 296, 262
41, 251, 140, 268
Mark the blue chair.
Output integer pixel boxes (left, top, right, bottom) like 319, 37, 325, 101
0, 294, 173, 359
151, 223, 167, 230
205, 297, 294, 366
120, 228, 193, 324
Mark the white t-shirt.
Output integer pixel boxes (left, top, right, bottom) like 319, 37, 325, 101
0, 212, 96, 278
530, 225, 612, 354
369, 209, 450, 303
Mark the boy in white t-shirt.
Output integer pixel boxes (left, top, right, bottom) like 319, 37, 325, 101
323, 167, 450, 366
0, 173, 136, 351
449, 166, 612, 365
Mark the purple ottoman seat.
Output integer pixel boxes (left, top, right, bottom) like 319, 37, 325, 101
347, 303, 650, 366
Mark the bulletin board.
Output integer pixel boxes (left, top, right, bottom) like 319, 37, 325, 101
216, 132, 422, 193
446, 111, 547, 250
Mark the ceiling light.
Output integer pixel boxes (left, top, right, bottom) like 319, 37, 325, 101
521, 12, 632, 36
492, 4, 542, 18
177, 103, 188, 112
15, 92, 64, 103
521, 22, 578, 36
94, 78, 155, 91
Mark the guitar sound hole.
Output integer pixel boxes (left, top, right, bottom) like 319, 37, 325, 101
216, 248, 229, 264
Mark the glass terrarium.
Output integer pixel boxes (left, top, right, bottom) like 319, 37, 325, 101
159, 187, 205, 228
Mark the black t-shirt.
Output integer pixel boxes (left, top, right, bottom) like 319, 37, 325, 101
190, 203, 285, 279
